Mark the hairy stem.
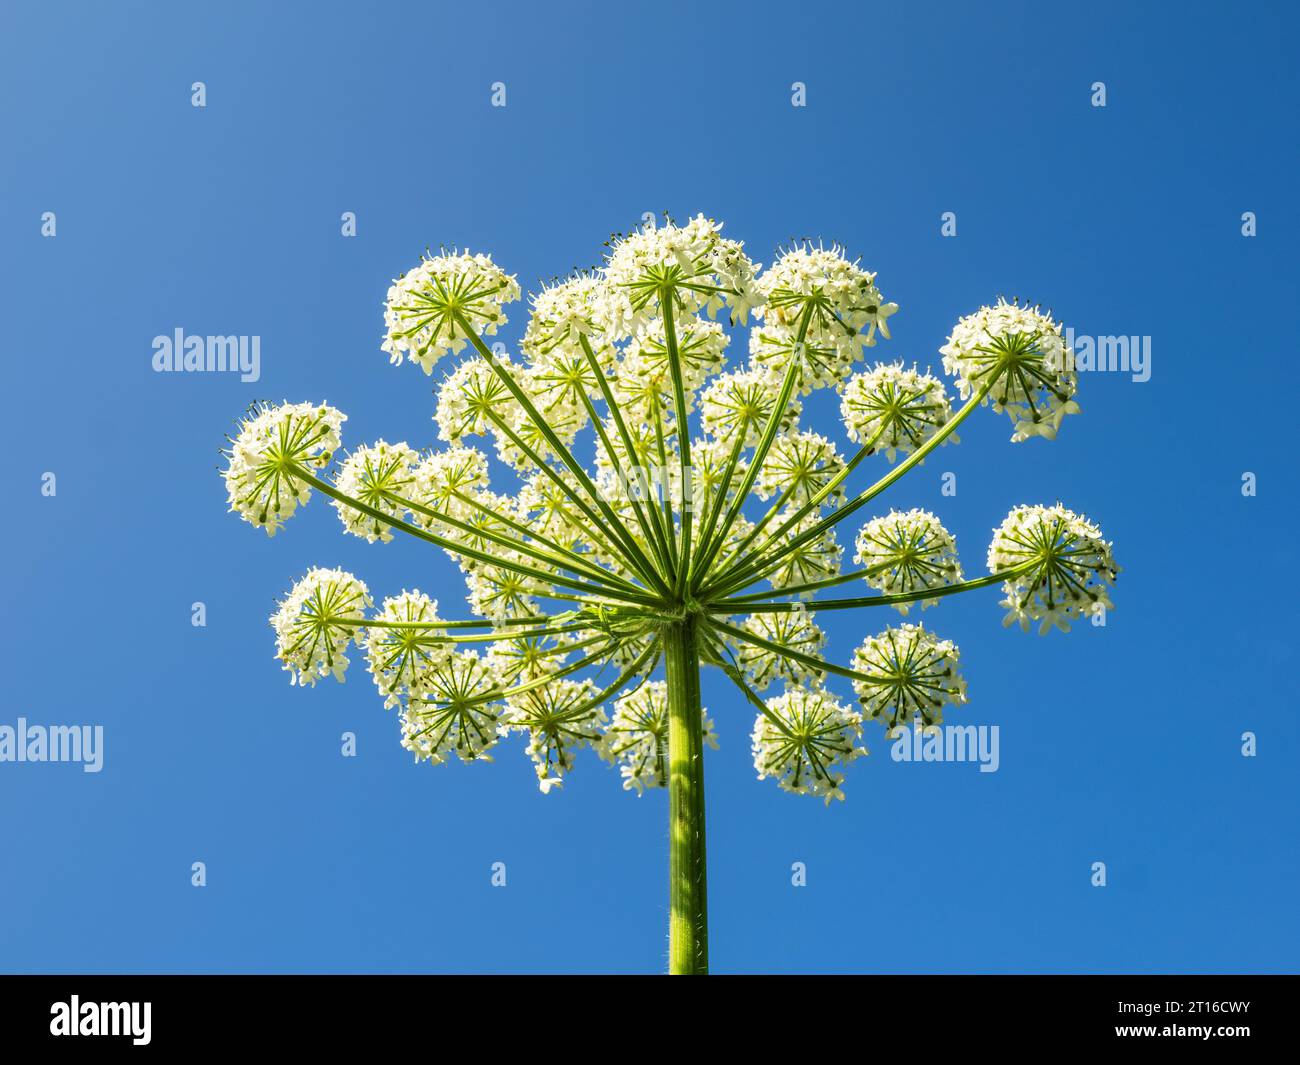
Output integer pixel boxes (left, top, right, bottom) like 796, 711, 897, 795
664, 615, 708, 975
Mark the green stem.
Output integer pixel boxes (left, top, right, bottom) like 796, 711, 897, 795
720, 560, 894, 602
702, 380, 993, 600
689, 305, 812, 586
577, 334, 677, 577
664, 615, 708, 975
333, 614, 557, 630
709, 422, 888, 580
574, 382, 673, 578
660, 292, 693, 596
709, 565, 1034, 614
291, 465, 659, 608
396, 483, 642, 594
448, 488, 644, 595
481, 408, 663, 592
458, 322, 669, 595
708, 618, 867, 683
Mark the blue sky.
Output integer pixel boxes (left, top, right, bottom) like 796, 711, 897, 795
1, 0, 1296, 974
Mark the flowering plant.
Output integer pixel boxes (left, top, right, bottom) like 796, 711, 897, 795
222, 216, 1117, 974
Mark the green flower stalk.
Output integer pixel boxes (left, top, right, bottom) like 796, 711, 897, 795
221, 215, 1119, 975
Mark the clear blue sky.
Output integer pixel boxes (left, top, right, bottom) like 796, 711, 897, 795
1, 0, 1296, 974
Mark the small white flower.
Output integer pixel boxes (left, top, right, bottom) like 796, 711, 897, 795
223, 401, 345, 536
399, 649, 503, 764
521, 274, 617, 367
332, 440, 421, 543
517, 473, 596, 554
464, 549, 550, 624
625, 315, 729, 392
940, 299, 1079, 442
732, 609, 827, 691
840, 363, 955, 462
409, 446, 491, 536
752, 243, 897, 392
271, 567, 371, 685
365, 590, 451, 709
601, 681, 718, 794
752, 687, 866, 803
491, 367, 586, 470
603, 216, 762, 335
988, 504, 1118, 633
748, 324, 847, 395
529, 345, 605, 413
855, 509, 963, 613
766, 517, 842, 591
593, 415, 662, 494
610, 347, 689, 431
686, 436, 750, 514
484, 631, 571, 688
434, 354, 522, 444
441, 489, 522, 566
851, 623, 967, 730
502, 678, 607, 792
756, 429, 846, 507
383, 251, 520, 373
700, 368, 801, 446
436, 355, 584, 470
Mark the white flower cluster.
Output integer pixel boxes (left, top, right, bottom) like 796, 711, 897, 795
411, 446, 490, 522
752, 688, 867, 804
700, 368, 801, 446
382, 251, 520, 373
484, 631, 571, 687
601, 681, 718, 795
840, 363, 954, 462
750, 244, 898, 393
623, 315, 729, 394
603, 215, 763, 333
435, 353, 584, 469
365, 590, 450, 709
854, 509, 963, 613
271, 567, 372, 685
755, 430, 846, 507
433, 353, 521, 444
732, 609, 826, 691
399, 649, 503, 765
940, 299, 1079, 441
230, 217, 1117, 819
332, 440, 420, 543
766, 517, 842, 591
521, 274, 613, 364
502, 678, 606, 792
223, 401, 345, 536
850, 624, 967, 730
518, 473, 596, 553
464, 555, 549, 625
988, 504, 1118, 633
